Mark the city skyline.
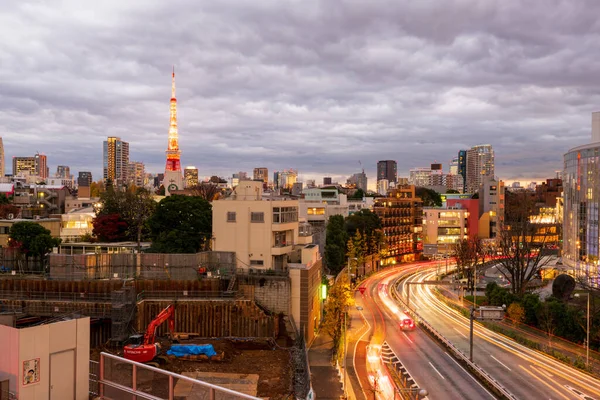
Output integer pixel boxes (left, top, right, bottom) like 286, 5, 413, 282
1, 1, 597, 184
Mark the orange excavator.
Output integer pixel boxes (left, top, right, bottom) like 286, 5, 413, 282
123, 304, 175, 364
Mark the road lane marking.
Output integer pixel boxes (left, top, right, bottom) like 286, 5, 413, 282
402, 332, 413, 343
490, 355, 512, 371
532, 365, 553, 379
453, 327, 468, 339
518, 365, 571, 400
444, 352, 496, 399
429, 361, 445, 380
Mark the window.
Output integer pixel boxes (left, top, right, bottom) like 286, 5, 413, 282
227, 212, 236, 222
250, 260, 264, 266
251, 212, 264, 223
273, 206, 298, 223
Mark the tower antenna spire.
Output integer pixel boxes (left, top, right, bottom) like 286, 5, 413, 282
171, 65, 176, 99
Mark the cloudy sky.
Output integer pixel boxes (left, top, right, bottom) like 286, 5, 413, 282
1, 0, 598, 186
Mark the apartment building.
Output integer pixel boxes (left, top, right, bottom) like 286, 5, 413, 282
373, 186, 423, 263
212, 181, 313, 271
478, 177, 505, 239
103, 137, 129, 186
466, 144, 495, 194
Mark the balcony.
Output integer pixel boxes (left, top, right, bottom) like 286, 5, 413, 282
272, 244, 293, 255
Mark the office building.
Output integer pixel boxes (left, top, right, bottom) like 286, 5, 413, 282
457, 150, 467, 193
34, 153, 48, 179
103, 137, 129, 186
409, 167, 432, 187
184, 166, 199, 188
77, 172, 92, 188
347, 171, 368, 192
128, 161, 145, 187
56, 165, 71, 179
253, 167, 269, 183
377, 160, 397, 184
274, 169, 298, 190
478, 177, 505, 239
466, 144, 494, 194
564, 114, 600, 279
0, 138, 4, 177
12, 157, 36, 177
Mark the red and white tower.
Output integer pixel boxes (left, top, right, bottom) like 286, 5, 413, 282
163, 67, 184, 195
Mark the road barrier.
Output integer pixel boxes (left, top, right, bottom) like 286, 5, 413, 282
389, 277, 518, 400
381, 341, 426, 399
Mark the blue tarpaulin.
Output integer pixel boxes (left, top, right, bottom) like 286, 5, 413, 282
167, 344, 217, 358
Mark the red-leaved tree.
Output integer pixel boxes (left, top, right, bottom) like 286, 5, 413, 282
92, 214, 128, 242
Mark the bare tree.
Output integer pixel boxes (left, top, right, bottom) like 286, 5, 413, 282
497, 191, 555, 295
188, 183, 222, 201
453, 237, 486, 292
122, 188, 156, 254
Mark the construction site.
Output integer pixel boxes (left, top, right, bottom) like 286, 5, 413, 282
0, 250, 311, 399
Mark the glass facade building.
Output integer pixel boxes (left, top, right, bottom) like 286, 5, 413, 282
563, 142, 600, 283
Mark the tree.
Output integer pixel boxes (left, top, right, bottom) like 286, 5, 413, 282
121, 188, 156, 253
506, 303, 525, 325
446, 189, 460, 194
347, 230, 368, 276
0, 194, 10, 204
322, 274, 353, 358
497, 191, 554, 295
344, 209, 382, 254
350, 188, 365, 200
188, 183, 222, 201
9, 221, 61, 271
415, 187, 442, 207
324, 215, 348, 275
90, 180, 105, 197
453, 237, 486, 292
92, 214, 129, 242
148, 195, 212, 253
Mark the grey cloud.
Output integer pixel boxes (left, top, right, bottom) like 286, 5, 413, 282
1, 0, 599, 186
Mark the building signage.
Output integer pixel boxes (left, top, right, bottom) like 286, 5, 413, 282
22, 358, 40, 386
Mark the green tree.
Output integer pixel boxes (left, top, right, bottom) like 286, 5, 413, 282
415, 187, 442, 207
324, 215, 348, 275
347, 230, 368, 276
350, 188, 365, 200
148, 195, 212, 253
322, 274, 354, 358
9, 221, 61, 271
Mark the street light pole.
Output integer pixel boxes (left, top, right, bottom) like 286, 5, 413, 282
575, 292, 590, 369
469, 306, 474, 362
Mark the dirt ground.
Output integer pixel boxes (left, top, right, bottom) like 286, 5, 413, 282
92, 338, 294, 399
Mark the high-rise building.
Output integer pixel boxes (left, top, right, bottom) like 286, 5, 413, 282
128, 161, 145, 187
56, 165, 71, 179
377, 160, 397, 184
448, 157, 459, 175
457, 150, 467, 193
430, 163, 444, 186
12, 157, 36, 177
478, 176, 504, 239
103, 137, 129, 186
0, 138, 4, 177
184, 166, 199, 188
253, 167, 269, 183
275, 169, 298, 190
466, 144, 494, 194
34, 153, 48, 179
347, 171, 368, 192
78, 171, 92, 187
409, 167, 431, 187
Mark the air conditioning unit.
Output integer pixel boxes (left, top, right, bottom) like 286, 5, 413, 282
34, 215, 41, 220
7, 214, 13, 220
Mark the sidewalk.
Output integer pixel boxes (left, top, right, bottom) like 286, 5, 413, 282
308, 330, 344, 400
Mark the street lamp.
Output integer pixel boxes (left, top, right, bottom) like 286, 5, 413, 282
343, 257, 358, 399
575, 292, 591, 369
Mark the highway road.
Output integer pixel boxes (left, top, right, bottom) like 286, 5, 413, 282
355, 262, 497, 399
399, 268, 600, 400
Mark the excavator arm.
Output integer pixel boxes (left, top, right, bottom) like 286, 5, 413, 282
143, 304, 175, 345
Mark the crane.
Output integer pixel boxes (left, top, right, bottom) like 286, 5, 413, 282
123, 304, 175, 363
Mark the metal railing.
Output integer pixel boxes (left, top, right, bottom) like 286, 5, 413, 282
136, 290, 241, 302
0, 290, 112, 302
389, 276, 518, 400
98, 352, 260, 400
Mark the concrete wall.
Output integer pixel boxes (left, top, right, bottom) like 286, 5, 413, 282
0, 317, 89, 400
0, 325, 19, 395
253, 278, 291, 315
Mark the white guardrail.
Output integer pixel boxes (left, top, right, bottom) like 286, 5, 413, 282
389, 277, 519, 400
